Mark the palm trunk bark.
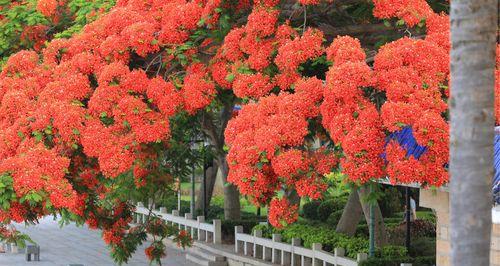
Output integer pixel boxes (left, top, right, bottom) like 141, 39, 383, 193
336, 189, 363, 236
449, 1, 497, 265
358, 186, 388, 247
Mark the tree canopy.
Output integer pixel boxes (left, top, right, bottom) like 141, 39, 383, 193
0, 0, 498, 264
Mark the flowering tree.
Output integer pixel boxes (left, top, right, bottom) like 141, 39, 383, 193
0, 0, 116, 63
0, 0, 499, 262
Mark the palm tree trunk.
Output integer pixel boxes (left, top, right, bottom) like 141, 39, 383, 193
449, 1, 497, 265
336, 189, 363, 236
359, 186, 388, 247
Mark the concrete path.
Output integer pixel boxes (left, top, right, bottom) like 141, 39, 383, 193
0, 216, 197, 266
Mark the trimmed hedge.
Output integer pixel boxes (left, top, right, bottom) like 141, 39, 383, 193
252, 223, 368, 259
317, 198, 347, 221
359, 256, 436, 266
302, 200, 321, 220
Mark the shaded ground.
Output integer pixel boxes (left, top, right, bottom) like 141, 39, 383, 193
0, 216, 197, 266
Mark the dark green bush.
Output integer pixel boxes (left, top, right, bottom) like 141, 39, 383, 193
409, 237, 436, 257
376, 245, 407, 258
326, 210, 343, 227
359, 257, 412, 266
158, 197, 190, 215
222, 218, 267, 240
317, 198, 347, 221
359, 256, 435, 266
378, 186, 403, 218
302, 200, 321, 220
252, 222, 368, 259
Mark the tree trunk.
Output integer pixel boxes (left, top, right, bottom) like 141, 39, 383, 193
358, 186, 388, 247
201, 98, 242, 220
336, 189, 363, 236
449, 1, 497, 265
195, 160, 218, 212
285, 188, 301, 207
218, 155, 241, 220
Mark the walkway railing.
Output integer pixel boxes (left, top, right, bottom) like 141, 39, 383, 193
234, 226, 367, 266
133, 202, 222, 244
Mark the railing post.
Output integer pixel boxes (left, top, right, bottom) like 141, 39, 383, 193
312, 243, 322, 266
197, 216, 206, 241
357, 253, 368, 263
272, 234, 282, 264
184, 213, 192, 233
213, 219, 222, 244
159, 207, 167, 214
253, 230, 263, 259
235, 226, 244, 253
291, 238, 301, 266
172, 210, 180, 230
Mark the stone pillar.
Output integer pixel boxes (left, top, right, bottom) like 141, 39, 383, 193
420, 189, 450, 266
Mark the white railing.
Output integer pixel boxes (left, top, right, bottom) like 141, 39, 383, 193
234, 226, 367, 266
133, 202, 221, 244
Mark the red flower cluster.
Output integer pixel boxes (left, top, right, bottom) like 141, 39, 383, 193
268, 198, 299, 228
225, 77, 335, 204
373, 10, 450, 185
372, 0, 433, 27
213, 3, 324, 98
321, 36, 385, 183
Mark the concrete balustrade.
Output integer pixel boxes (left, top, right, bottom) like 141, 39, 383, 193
234, 226, 367, 266
133, 203, 222, 244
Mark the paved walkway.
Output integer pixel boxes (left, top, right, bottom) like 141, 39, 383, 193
0, 217, 197, 266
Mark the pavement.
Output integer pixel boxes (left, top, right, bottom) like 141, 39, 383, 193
0, 216, 198, 266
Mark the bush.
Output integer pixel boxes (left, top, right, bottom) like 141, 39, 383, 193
253, 222, 368, 259
359, 256, 435, 266
359, 257, 412, 266
158, 196, 190, 215
388, 219, 436, 244
222, 218, 267, 243
317, 198, 346, 221
376, 245, 407, 258
302, 200, 321, 220
378, 186, 403, 218
326, 210, 343, 227
409, 237, 436, 257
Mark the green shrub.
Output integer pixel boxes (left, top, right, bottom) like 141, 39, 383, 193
302, 200, 321, 220
409, 237, 436, 257
158, 196, 190, 215
359, 257, 412, 266
376, 245, 407, 258
317, 198, 346, 221
252, 222, 368, 259
252, 223, 274, 239
360, 255, 435, 266
326, 210, 343, 227
378, 187, 403, 218
222, 219, 267, 243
